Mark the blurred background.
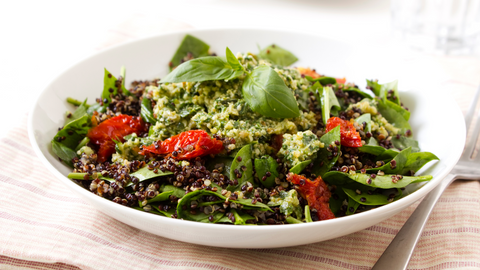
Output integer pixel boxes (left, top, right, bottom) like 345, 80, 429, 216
1, 0, 479, 137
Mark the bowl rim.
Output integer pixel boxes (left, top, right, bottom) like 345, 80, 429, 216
27, 27, 466, 235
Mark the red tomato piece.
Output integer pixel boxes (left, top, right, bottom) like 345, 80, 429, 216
87, 115, 146, 163
326, 117, 362, 148
287, 173, 335, 221
335, 77, 346, 84
140, 130, 223, 160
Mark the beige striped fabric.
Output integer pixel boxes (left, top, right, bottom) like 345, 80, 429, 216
0, 111, 479, 270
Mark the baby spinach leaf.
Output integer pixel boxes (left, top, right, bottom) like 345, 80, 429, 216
286, 216, 303, 224
51, 141, 77, 167
306, 76, 337, 86
379, 80, 401, 105
367, 147, 412, 174
161, 56, 243, 83
375, 149, 400, 162
140, 97, 157, 124
147, 190, 174, 204
368, 147, 439, 175
311, 126, 341, 177
53, 114, 90, 149
324, 171, 432, 190
355, 113, 372, 133
229, 144, 254, 191
358, 144, 386, 156
242, 65, 300, 119
161, 185, 185, 198
225, 47, 244, 72
102, 68, 130, 105
206, 156, 233, 177
304, 205, 313, 223
377, 99, 411, 134
386, 99, 410, 121
151, 205, 176, 218
392, 135, 420, 152
329, 187, 347, 216
255, 156, 279, 188
366, 79, 382, 96
128, 166, 173, 184
318, 84, 341, 125
346, 197, 360, 215
66, 99, 89, 125
343, 188, 391, 206
169, 34, 210, 71
230, 209, 255, 225
343, 86, 373, 99
289, 160, 312, 175
86, 103, 105, 116
258, 44, 298, 66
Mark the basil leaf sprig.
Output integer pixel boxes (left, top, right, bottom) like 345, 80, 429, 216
258, 44, 298, 66
161, 47, 300, 119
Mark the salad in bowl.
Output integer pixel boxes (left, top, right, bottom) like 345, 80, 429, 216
51, 34, 438, 226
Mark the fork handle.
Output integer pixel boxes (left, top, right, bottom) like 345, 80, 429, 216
371, 174, 457, 270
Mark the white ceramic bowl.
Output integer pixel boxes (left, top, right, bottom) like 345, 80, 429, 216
28, 28, 465, 248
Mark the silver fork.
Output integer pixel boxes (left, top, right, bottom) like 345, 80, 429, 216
372, 85, 480, 270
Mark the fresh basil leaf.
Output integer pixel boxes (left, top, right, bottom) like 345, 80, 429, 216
323, 171, 432, 190
225, 47, 244, 71
51, 140, 77, 167
242, 65, 300, 118
377, 99, 411, 134
161, 56, 243, 83
311, 126, 341, 177
306, 76, 337, 86
140, 97, 157, 124
228, 144, 254, 191
169, 34, 210, 71
258, 44, 298, 66
318, 84, 340, 125
392, 135, 420, 152
254, 156, 279, 188
289, 160, 312, 175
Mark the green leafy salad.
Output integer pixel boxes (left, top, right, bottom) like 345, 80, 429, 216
52, 34, 438, 225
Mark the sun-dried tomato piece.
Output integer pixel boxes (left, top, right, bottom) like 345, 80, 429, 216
287, 173, 335, 221
326, 117, 362, 148
87, 115, 146, 163
140, 130, 223, 160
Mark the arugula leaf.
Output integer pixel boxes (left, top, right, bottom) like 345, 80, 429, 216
323, 171, 432, 190
254, 156, 279, 188
289, 160, 312, 175
228, 144, 254, 191
140, 97, 157, 124
161, 56, 244, 83
225, 47, 244, 72
318, 84, 340, 125
258, 44, 298, 66
169, 34, 210, 71
242, 65, 300, 118
311, 126, 341, 177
